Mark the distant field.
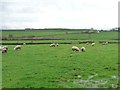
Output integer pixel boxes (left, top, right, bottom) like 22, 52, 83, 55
53, 32, 118, 40
2, 44, 118, 88
2, 30, 82, 37
2, 30, 118, 40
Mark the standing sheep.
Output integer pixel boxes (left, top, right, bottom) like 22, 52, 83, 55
81, 47, 86, 52
72, 46, 80, 52
14, 45, 21, 50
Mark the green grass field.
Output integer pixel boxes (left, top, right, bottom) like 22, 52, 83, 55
2, 30, 82, 37
1, 30, 119, 88
2, 44, 118, 88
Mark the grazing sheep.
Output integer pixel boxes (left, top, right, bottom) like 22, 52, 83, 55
86, 42, 89, 45
14, 45, 21, 50
81, 47, 86, 52
0, 46, 8, 53
2, 48, 7, 53
23, 43, 26, 45
102, 42, 108, 45
3, 46, 8, 50
102, 43, 106, 45
91, 43, 95, 46
72, 46, 80, 52
56, 43, 59, 46
50, 43, 56, 47
105, 42, 108, 45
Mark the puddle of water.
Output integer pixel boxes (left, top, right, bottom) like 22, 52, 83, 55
86, 84, 98, 88
88, 75, 94, 79
111, 84, 118, 88
94, 73, 98, 76
90, 80, 100, 84
88, 73, 98, 80
77, 75, 81, 78
72, 73, 118, 88
73, 78, 108, 88
80, 80, 89, 83
90, 79, 108, 85
99, 80, 108, 85
112, 75, 117, 79
111, 75, 118, 79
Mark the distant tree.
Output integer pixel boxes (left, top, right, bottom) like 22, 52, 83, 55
25, 28, 31, 30
91, 28, 94, 30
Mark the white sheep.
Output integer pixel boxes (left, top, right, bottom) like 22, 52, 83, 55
23, 43, 26, 45
102, 43, 106, 45
81, 47, 86, 52
102, 42, 108, 45
91, 43, 95, 46
3, 46, 8, 50
72, 46, 80, 52
2, 48, 7, 53
56, 43, 59, 46
105, 42, 108, 45
50, 43, 56, 47
0, 46, 8, 53
86, 42, 89, 45
14, 45, 21, 50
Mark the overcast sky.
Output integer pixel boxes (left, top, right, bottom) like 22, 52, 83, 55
0, 0, 119, 30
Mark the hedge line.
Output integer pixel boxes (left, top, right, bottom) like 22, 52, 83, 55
1, 41, 119, 45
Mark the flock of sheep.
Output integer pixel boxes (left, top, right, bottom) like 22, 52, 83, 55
0, 41, 108, 54
49, 43, 86, 52
49, 42, 86, 52
49, 41, 108, 52
0, 45, 21, 53
71, 42, 95, 52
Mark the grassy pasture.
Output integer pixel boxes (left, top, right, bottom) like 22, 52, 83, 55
2, 30, 82, 37
1, 29, 119, 88
2, 44, 118, 88
53, 32, 118, 40
2, 30, 118, 40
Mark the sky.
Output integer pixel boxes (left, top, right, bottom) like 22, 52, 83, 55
0, 0, 119, 30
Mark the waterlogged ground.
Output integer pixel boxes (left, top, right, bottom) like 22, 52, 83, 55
2, 44, 119, 88
61, 73, 119, 88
